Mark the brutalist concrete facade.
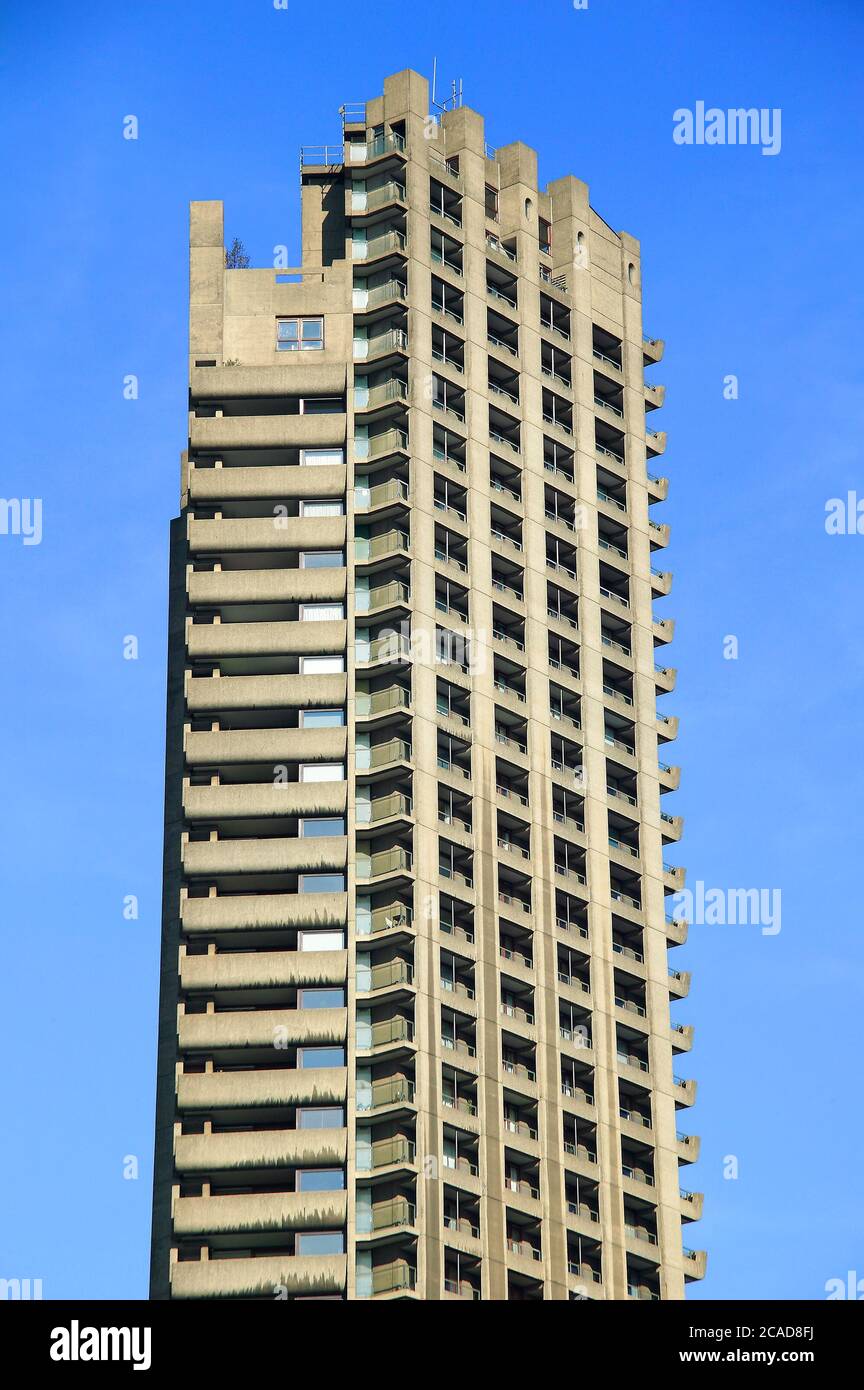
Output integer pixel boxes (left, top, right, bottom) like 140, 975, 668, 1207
149, 68, 704, 1301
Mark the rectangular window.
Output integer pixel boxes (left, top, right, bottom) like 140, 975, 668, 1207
299, 656, 345, 674
300, 816, 346, 837
301, 448, 344, 466
299, 762, 345, 782
299, 988, 346, 1009
300, 873, 346, 893
539, 218, 552, 254
296, 1232, 345, 1256
276, 316, 324, 351
300, 500, 345, 518
298, 930, 345, 953
300, 397, 342, 414
300, 603, 344, 622
297, 1106, 346, 1129
299, 709, 345, 728
297, 1047, 345, 1069
296, 1167, 345, 1190
300, 551, 344, 569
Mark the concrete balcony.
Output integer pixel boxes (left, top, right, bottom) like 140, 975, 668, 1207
683, 1248, 708, 1281
177, 1066, 347, 1113
672, 1024, 694, 1054
650, 567, 672, 597
178, 1006, 347, 1052
654, 664, 677, 694
189, 363, 346, 402
185, 726, 346, 767
182, 834, 347, 878
643, 337, 665, 364
188, 462, 346, 503
658, 761, 681, 792
188, 566, 346, 607
646, 429, 667, 457
680, 1188, 704, 1222
189, 413, 346, 453
180, 891, 347, 935
186, 618, 346, 659
644, 382, 666, 410
185, 671, 347, 713
667, 968, 691, 1000
174, 1127, 347, 1174
183, 780, 347, 822
656, 713, 679, 743
676, 1130, 701, 1163
170, 1252, 347, 1300
187, 515, 345, 555
180, 949, 347, 993
660, 809, 684, 839
674, 1075, 697, 1107
647, 472, 669, 502
173, 1189, 347, 1237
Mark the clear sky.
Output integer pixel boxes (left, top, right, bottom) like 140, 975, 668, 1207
1, 0, 861, 1301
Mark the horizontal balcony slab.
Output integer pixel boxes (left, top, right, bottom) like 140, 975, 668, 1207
188, 463, 346, 502
177, 1066, 347, 1112
189, 414, 346, 453
184, 782, 347, 821
170, 1252, 347, 1300
188, 515, 346, 554
183, 835, 347, 877
185, 726, 346, 766
188, 567, 346, 607
178, 1006, 347, 1051
187, 619, 346, 659
190, 363, 346, 400
186, 672, 347, 712
180, 949, 347, 993
181, 891, 347, 934
173, 1189, 347, 1237
174, 1127, 347, 1173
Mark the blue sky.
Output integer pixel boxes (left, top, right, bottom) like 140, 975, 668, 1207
0, 0, 861, 1301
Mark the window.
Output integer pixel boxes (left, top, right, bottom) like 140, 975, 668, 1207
299, 988, 346, 1009
299, 873, 346, 893
299, 762, 345, 782
300, 551, 344, 568
539, 218, 552, 255
297, 1106, 345, 1129
300, 816, 346, 837
296, 1167, 345, 1190
300, 500, 345, 518
277, 316, 324, 351
300, 396, 342, 414
301, 448, 344, 466
300, 708, 345, 728
296, 1232, 345, 1256
297, 1047, 345, 1069
300, 602, 345, 621
485, 184, 499, 220
299, 655, 345, 674
298, 931, 345, 953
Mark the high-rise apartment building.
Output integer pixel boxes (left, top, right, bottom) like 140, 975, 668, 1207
150, 68, 705, 1301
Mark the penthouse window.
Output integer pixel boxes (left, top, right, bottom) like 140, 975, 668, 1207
277, 316, 324, 351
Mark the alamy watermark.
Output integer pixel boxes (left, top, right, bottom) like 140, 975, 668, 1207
1, 497, 42, 545
668, 880, 781, 936
673, 102, 781, 156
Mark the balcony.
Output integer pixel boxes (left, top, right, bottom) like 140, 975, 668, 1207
170, 1253, 347, 1300
643, 336, 665, 364
173, 1189, 347, 1237
176, 1065, 347, 1114
181, 889, 347, 936
174, 1127, 347, 1175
